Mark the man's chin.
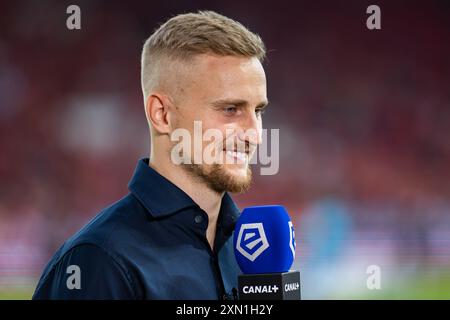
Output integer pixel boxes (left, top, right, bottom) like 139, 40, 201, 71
213, 167, 252, 194
223, 166, 250, 182
183, 163, 252, 194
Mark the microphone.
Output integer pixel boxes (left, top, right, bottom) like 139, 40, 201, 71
233, 205, 301, 300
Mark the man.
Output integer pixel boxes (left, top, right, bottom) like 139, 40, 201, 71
33, 10, 268, 299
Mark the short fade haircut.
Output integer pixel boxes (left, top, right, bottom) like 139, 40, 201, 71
141, 10, 266, 102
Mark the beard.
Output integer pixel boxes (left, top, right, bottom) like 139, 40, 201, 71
182, 162, 253, 194
169, 120, 253, 193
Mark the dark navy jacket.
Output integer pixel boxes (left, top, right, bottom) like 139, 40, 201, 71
33, 158, 241, 300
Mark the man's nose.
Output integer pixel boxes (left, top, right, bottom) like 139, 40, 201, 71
237, 111, 262, 147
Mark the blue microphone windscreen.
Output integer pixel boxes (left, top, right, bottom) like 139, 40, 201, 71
233, 205, 296, 274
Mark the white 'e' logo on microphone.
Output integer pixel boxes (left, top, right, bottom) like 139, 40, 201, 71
288, 221, 296, 259
236, 223, 270, 261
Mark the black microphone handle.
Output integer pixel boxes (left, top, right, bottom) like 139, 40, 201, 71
237, 270, 301, 300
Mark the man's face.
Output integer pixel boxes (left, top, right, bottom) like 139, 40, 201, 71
170, 54, 267, 193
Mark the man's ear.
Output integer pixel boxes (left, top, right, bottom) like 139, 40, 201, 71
144, 93, 174, 134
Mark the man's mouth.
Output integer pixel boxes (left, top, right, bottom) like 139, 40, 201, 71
224, 149, 249, 164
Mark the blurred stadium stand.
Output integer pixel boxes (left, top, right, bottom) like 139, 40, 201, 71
0, 0, 449, 298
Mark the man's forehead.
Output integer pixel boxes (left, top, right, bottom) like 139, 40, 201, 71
194, 54, 265, 77
190, 54, 266, 96
163, 53, 266, 106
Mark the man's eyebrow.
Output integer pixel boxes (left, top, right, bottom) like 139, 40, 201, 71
211, 99, 269, 108
211, 99, 248, 108
256, 100, 269, 109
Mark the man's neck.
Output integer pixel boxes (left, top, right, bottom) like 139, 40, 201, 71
149, 155, 223, 250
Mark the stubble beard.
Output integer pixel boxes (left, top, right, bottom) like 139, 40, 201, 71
182, 162, 253, 194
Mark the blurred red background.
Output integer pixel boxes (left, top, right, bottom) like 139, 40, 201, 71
0, 0, 449, 298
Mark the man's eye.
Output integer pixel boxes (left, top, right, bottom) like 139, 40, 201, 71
255, 108, 265, 117
223, 106, 238, 115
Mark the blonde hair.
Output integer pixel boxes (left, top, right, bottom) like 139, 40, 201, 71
141, 10, 266, 102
